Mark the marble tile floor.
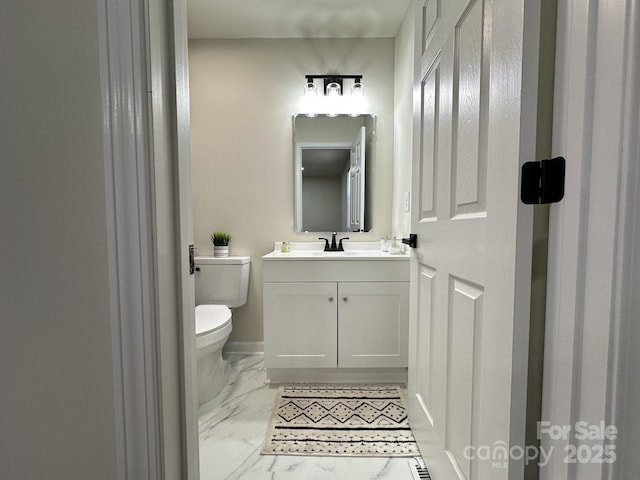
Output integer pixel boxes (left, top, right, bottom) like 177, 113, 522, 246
198, 353, 419, 480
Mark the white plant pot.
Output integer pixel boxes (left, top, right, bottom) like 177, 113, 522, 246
213, 245, 229, 257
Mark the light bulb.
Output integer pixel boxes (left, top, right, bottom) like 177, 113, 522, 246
326, 82, 341, 117
349, 81, 365, 117
302, 81, 318, 117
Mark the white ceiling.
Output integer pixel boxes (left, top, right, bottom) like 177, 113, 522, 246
187, 0, 413, 39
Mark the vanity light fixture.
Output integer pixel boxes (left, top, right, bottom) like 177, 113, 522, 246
302, 74, 365, 117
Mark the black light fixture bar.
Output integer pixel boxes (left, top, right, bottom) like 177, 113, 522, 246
305, 74, 363, 95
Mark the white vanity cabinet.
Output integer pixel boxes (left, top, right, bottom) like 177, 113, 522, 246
262, 250, 409, 382
337, 281, 408, 368
263, 282, 338, 368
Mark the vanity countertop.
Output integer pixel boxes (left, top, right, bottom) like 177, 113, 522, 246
262, 241, 409, 261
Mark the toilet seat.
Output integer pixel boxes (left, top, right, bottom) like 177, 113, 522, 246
195, 304, 232, 336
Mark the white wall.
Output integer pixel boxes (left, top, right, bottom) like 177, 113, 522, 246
0, 2, 118, 479
188, 38, 395, 343
392, 6, 415, 238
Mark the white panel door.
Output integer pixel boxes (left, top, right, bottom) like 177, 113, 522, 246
338, 282, 409, 368
349, 126, 366, 232
263, 282, 338, 368
408, 0, 539, 478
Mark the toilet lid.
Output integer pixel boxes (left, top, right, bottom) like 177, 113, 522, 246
195, 305, 232, 336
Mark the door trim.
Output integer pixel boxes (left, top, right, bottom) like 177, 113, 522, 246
98, 0, 198, 478
169, 0, 200, 478
98, 0, 162, 477
541, 0, 640, 478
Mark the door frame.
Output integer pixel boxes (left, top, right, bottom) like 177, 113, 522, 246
541, 0, 640, 478
98, 0, 163, 477
99, 0, 640, 478
169, 0, 200, 478
99, 0, 198, 478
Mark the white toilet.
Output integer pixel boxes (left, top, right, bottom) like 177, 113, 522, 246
194, 255, 250, 406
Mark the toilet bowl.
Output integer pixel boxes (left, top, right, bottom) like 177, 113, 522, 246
194, 255, 250, 406
196, 305, 233, 406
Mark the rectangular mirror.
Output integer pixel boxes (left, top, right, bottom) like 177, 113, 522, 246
294, 114, 375, 232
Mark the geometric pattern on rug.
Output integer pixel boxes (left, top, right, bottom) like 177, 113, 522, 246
261, 384, 420, 457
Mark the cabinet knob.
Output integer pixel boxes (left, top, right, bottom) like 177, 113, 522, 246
343, 297, 348, 302
329, 296, 334, 302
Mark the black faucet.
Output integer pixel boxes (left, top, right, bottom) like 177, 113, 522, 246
319, 232, 350, 251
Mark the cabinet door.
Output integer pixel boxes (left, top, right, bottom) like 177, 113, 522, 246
338, 282, 409, 368
263, 282, 337, 368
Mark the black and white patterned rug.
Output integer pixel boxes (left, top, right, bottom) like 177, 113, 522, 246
261, 384, 420, 457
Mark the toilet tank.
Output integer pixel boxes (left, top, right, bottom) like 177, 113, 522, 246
194, 256, 250, 308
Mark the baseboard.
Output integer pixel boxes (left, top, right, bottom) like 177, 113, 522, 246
223, 341, 264, 355
266, 367, 408, 384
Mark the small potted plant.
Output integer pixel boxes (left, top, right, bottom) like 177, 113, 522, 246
211, 231, 232, 257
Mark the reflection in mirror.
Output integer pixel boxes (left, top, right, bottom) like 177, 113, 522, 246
294, 114, 375, 232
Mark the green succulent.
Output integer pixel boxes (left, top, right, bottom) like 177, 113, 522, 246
210, 231, 232, 246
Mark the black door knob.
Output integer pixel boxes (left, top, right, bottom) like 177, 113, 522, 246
402, 234, 417, 248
